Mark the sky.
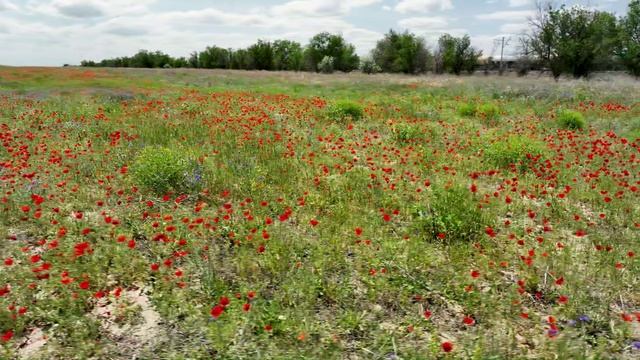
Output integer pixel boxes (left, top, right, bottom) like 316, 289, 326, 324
0, 0, 630, 66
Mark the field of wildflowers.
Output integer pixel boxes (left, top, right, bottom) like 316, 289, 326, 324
0, 67, 639, 359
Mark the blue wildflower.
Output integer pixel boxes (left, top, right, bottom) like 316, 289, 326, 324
578, 315, 590, 322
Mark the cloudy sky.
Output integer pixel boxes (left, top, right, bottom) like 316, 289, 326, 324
0, 0, 629, 66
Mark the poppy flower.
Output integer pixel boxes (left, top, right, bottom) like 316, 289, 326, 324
210, 305, 224, 319
463, 316, 475, 325
441, 341, 453, 352
79, 281, 90, 290
1, 330, 12, 342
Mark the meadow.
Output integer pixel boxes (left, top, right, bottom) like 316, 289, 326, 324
0, 67, 639, 359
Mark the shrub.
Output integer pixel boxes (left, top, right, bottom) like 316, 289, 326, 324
557, 109, 586, 130
413, 185, 491, 242
394, 123, 423, 143
360, 58, 382, 74
478, 103, 501, 120
484, 135, 548, 171
131, 146, 202, 195
458, 103, 477, 117
318, 56, 335, 74
327, 100, 364, 122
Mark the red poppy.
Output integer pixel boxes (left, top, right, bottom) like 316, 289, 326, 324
1, 330, 12, 342
210, 305, 224, 319
79, 280, 90, 290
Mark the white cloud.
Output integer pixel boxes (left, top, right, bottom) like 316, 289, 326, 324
500, 22, 528, 34
0, 0, 17, 11
394, 0, 453, 14
398, 16, 449, 31
476, 10, 534, 21
271, 0, 381, 17
508, 0, 532, 7
27, 0, 157, 19
0, 1, 388, 65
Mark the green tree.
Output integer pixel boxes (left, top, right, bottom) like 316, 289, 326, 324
372, 30, 431, 74
129, 50, 153, 68
305, 32, 360, 72
617, 0, 640, 77
527, 4, 618, 79
230, 49, 252, 70
188, 52, 199, 68
198, 46, 231, 69
272, 40, 304, 71
436, 34, 482, 75
172, 57, 189, 68
247, 40, 275, 70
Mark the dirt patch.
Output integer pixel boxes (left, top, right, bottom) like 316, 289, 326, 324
17, 327, 47, 359
92, 287, 165, 358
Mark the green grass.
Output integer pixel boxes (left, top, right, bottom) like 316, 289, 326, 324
0, 67, 639, 359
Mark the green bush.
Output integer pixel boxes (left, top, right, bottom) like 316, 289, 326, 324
394, 123, 423, 143
327, 100, 364, 122
131, 146, 202, 195
360, 58, 382, 74
557, 110, 586, 130
478, 103, 501, 120
484, 135, 548, 171
413, 185, 491, 242
458, 103, 477, 117
319, 56, 335, 74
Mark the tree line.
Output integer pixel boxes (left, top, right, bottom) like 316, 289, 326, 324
81, 1, 640, 79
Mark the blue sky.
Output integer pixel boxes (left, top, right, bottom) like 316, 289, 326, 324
0, 0, 630, 66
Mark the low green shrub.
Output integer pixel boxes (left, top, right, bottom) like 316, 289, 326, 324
327, 100, 364, 122
484, 135, 548, 171
319, 56, 335, 74
131, 146, 203, 195
360, 59, 382, 74
413, 185, 491, 242
557, 109, 586, 130
394, 123, 423, 143
478, 103, 501, 120
458, 103, 477, 117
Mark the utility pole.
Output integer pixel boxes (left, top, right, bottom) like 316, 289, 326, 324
498, 36, 511, 75
499, 37, 505, 75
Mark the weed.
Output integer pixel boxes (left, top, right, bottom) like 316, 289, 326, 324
327, 100, 364, 122
458, 103, 477, 117
413, 185, 492, 243
557, 109, 586, 130
484, 135, 548, 171
394, 123, 423, 143
478, 103, 501, 120
131, 146, 202, 195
